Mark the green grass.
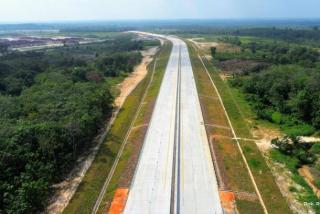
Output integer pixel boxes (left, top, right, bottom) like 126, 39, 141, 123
63, 42, 172, 214
270, 150, 300, 171
237, 199, 265, 214
188, 42, 291, 213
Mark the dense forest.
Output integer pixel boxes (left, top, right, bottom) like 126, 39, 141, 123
231, 65, 320, 135
215, 36, 319, 68
203, 27, 320, 46
229, 27, 320, 44
213, 35, 320, 136
0, 34, 146, 213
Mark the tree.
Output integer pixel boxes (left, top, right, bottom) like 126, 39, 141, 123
0, 43, 9, 55
0, 34, 144, 212
248, 42, 257, 54
210, 47, 217, 57
271, 136, 316, 166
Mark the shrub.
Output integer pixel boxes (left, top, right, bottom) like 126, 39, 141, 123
271, 111, 282, 124
270, 149, 300, 171
282, 124, 315, 137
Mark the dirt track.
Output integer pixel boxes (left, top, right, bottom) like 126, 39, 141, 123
115, 47, 159, 107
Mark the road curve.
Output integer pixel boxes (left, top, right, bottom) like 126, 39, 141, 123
123, 33, 222, 214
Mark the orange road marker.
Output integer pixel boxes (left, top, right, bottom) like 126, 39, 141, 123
219, 190, 236, 214
108, 188, 129, 214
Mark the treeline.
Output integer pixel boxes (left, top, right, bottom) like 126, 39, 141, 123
176, 26, 320, 45
214, 33, 320, 136
231, 65, 320, 136
216, 37, 319, 68
0, 36, 143, 96
0, 34, 146, 213
230, 27, 320, 44
97, 52, 141, 77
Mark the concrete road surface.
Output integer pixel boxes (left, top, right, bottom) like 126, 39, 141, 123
124, 33, 222, 214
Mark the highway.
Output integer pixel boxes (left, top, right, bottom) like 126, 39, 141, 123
123, 33, 223, 214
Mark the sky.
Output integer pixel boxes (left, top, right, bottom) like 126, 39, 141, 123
0, 0, 319, 23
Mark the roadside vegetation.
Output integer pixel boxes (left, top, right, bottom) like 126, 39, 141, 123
0, 33, 153, 213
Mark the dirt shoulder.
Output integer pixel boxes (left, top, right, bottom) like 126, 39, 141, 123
114, 46, 159, 107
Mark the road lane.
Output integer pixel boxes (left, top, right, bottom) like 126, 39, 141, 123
124, 33, 222, 214
123, 37, 180, 214
178, 40, 222, 213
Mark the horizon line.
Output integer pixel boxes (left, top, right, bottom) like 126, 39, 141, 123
1, 17, 320, 25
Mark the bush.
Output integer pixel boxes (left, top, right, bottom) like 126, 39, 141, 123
314, 180, 320, 189
271, 136, 316, 170
248, 158, 262, 169
289, 186, 297, 192
270, 149, 300, 171
310, 143, 320, 154
271, 111, 282, 124
282, 124, 315, 137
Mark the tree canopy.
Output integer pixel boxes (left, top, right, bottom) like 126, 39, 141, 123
0, 34, 145, 213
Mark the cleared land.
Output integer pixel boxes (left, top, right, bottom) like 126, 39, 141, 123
188, 42, 291, 213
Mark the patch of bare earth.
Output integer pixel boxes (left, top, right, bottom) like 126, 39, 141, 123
45, 46, 159, 214
45, 131, 109, 214
114, 46, 159, 107
188, 38, 218, 55
252, 125, 282, 152
268, 160, 313, 214
300, 137, 320, 143
190, 39, 218, 50
219, 73, 232, 82
217, 59, 268, 75
299, 166, 320, 198
252, 125, 314, 213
